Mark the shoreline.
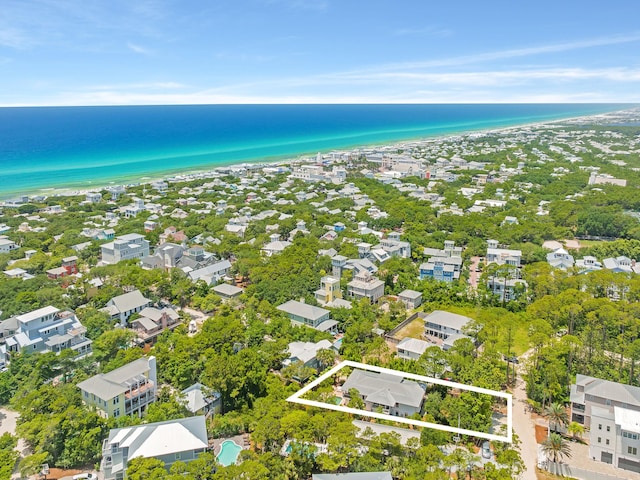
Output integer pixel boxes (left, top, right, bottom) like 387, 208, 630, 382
1, 107, 633, 202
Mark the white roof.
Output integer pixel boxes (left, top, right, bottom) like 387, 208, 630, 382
107, 416, 208, 460
16, 306, 60, 324
615, 406, 640, 434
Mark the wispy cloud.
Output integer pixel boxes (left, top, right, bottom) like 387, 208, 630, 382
330, 67, 640, 87
358, 32, 640, 72
127, 42, 152, 55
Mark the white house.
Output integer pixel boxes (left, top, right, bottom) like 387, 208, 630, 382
101, 233, 150, 264
101, 416, 208, 480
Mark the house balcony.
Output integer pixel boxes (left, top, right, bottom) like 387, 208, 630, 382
125, 381, 154, 400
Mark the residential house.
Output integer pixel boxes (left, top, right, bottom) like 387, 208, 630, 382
102, 290, 151, 326
0, 238, 18, 254
570, 375, 640, 472
315, 275, 342, 306
487, 277, 527, 302
282, 339, 333, 369
576, 256, 603, 273
342, 369, 425, 417
603, 256, 636, 274
396, 337, 430, 360
486, 239, 522, 267
397, 289, 422, 309
101, 416, 208, 480
86, 192, 103, 203
77, 356, 157, 419
186, 259, 232, 285
212, 283, 244, 301
277, 300, 337, 333
131, 306, 181, 345
0, 306, 92, 361
374, 232, 411, 259
546, 248, 575, 270
347, 271, 385, 303
261, 233, 292, 257
420, 240, 463, 282
422, 310, 473, 350
181, 383, 221, 416
141, 242, 185, 270
101, 233, 150, 265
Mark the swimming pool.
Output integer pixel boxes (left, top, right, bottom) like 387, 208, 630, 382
217, 440, 242, 467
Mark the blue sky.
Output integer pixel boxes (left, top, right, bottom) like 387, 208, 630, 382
1, 0, 639, 105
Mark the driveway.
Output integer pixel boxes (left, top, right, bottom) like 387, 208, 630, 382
509, 351, 539, 480
0, 407, 29, 479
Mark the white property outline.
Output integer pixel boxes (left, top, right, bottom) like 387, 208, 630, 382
287, 360, 512, 443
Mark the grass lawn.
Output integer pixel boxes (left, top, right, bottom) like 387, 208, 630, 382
393, 318, 425, 339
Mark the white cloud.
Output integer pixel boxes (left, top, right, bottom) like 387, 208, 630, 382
127, 42, 152, 55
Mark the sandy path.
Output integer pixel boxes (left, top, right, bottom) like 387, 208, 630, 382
511, 358, 539, 480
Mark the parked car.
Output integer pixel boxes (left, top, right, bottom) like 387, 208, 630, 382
73, 474, 97, 480
482, 441, 492, 459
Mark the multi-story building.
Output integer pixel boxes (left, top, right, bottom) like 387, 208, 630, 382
571, 375, 640, 472
420, 240, 463, 282
0, 238, 18, 254
102, 290, 151, 326
314, 275, 342, 306
78, 356, 157, 419
101, 233, 150, 265
422, 310, 472, 350
486, 239, 522, 267
101, 416, 208, 480
347, 271, 385, 303
0, 306, 92, 361
277, 300, 337, 333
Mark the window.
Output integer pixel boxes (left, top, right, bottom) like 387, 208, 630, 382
175, 453, 181, 460
606, 399, 611, 406
84, 391, 88, 398
606, 439, 610, 445
598, 437, 602, 443
113, 408, 120, 417
113, 397, 119, 405
598, 424, 602, 430
628, 446, 638, 455
607, 426, 610, 432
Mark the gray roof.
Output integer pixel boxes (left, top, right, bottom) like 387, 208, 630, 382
106, 290, 150, 314
423, 310, 472, 331
287, 340, 333, 364
571, 374, 640, 407
313, 473, 392, 480
342, 369, 424, 408
181, 383, 220, 414
212, 283, 244, 297
397, 337, 430, 355
277, 300, 330, 322
77, 356, 154, 400
398, 289, 422, 300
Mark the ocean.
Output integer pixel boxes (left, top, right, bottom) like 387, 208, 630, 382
0, 104, 630, 198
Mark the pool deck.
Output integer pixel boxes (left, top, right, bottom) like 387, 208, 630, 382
211, 434, 250, 455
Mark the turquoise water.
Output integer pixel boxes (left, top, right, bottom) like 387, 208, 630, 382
0, 104, 630, 198
216, 440, 242, 467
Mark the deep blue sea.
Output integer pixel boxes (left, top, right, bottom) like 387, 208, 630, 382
0, 104, 630, 198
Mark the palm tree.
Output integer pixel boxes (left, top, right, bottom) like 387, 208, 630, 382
545, 402, 569, 435
541, 433, 572, 475
567, 421, 585, 441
